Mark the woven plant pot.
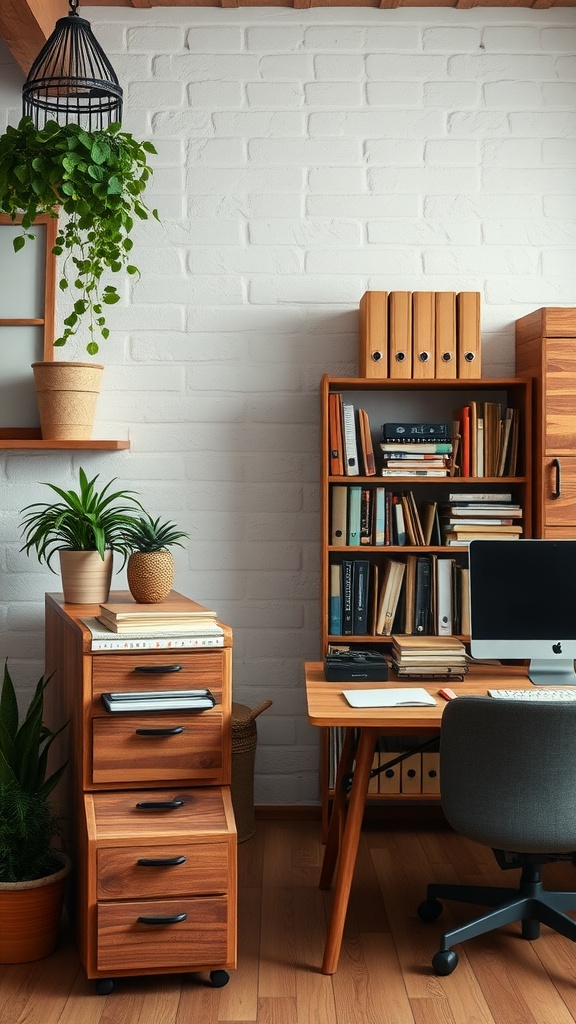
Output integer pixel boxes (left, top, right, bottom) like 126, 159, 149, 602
127, 550, 175, 603
0, 852, 71, 963
32, 361, 104, 440
231, 701, 272, 842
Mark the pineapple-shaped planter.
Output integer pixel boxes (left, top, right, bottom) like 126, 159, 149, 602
124, 515, 189, 604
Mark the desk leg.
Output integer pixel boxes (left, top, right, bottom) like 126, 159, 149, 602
321, 727, 377, 975
319, 726, 356, 891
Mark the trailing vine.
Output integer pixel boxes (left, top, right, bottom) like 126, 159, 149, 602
0, 116, 158, 354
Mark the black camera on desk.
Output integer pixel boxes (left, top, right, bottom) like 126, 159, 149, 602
324, 650, 388, 682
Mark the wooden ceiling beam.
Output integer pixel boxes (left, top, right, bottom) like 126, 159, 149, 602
0, 0, 68, 75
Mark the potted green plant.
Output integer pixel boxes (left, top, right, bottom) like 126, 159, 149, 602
19, 466, 143, 604
0, 661, 70, 962
0, 116, 158, 440
0, 116, 157, 355
122, 513, 189, 603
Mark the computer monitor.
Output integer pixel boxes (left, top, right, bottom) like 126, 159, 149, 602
469, 539, 576, 686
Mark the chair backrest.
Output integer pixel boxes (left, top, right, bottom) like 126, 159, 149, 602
439, 697, 576, 854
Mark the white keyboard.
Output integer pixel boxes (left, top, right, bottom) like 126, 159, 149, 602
488, 688, 576, 701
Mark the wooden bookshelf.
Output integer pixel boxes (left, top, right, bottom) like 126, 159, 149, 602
319, 374, 533, 824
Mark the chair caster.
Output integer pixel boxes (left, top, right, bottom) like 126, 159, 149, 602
210, 970, 229, 988
417, 898, 443, 923
432, 949, 458, 976
95, 978, 114, 995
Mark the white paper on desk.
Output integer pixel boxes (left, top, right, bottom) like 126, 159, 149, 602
342, 687, 437, 708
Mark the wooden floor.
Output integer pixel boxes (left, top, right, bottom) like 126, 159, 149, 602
3, 815, 576, 1024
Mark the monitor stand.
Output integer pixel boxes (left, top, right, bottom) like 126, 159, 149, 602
528, 659, 576, 686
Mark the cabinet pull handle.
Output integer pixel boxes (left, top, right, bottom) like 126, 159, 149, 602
136, 799, 186, 810
552, 458, 561, 499
133, 665, 182, 673
137, 913, 187, 925
137, 856, 187, 867
135, 726, 184, 736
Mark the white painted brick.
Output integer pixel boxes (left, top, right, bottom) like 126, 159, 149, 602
187, 247, 302, 275
364, 28, 421, 51
185, 167, 305, 195
425, 140, 477, 165
313, 55, 365, 80
483, 220, 576, 245
245, 28, 305, 52
187, 81, 243, 108
127, 81, 183, 110
307, 168, 365, 192
249, 277, 363, 305
185, 28, 244, 52
542, 83, 576, 107
483, 139, 543, 167
424, 27, 482, 51
483, 27, 543, 53
366, 82, 423, 107
448, 53, 557, 81
309, 110, 444, 137
127, 26, 185, 53
306, 249, 420, 275
483, 81, 544, 109
423, 81, 479, 108
248, 138, 360, 165
305, 82, 363, 107
246, 82, 304, 108
307, 194, 419, 218
369, 166, 480, 195
368, 221, 479, 246
424, 247, 538, 276
366, 54, 448, 80
213, 111, 304, 137
556, 57, 576, 81
259, 55, 312, 80
187, 139, 246, 165
249, 220, 361, 246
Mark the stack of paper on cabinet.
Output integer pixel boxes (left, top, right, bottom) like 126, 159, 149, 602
391, 635, 467, 680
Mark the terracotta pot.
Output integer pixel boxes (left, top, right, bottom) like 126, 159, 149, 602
0, 853, 71, 963
127, 550, 175, 603
59, 549, 113, 604
32, 361, 104, 440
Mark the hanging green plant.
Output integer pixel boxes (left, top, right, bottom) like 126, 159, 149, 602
0, 115, 158, 354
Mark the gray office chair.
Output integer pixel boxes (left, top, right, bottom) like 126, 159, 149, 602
417, 696, 576, 975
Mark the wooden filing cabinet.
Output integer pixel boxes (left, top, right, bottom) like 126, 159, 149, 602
516, 307, 576, 538
44, 592, 237, 994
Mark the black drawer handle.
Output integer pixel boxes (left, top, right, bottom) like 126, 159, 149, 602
133, 665, 182, 674
137, 856, 186, 867
137, 913, 187, 925
135, 726, 184, 736
552, 458, 561, 499
135, 799, 185, 810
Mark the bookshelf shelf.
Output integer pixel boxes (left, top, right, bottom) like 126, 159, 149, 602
319, 372, 533, 825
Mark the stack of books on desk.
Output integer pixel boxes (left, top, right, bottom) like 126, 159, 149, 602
391, 635, 468, 680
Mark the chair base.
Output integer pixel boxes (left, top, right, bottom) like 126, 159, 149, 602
418, 863, 576, 974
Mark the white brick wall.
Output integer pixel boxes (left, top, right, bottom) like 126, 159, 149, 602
1, 7, 576, 804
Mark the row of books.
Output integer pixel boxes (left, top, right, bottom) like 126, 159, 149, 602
331, 487, 522, 549
454, 402, 519, 478
331, 486, 442, 547
327, 724, 440, 792
329, 554, 470, 638
359, 290, 481, 380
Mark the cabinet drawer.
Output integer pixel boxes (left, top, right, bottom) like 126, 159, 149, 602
92, 651, 226, 705
92, 714, 223, 784
97, 842, 229, 899
97, 896, 230, 972
542, 457, 576, 528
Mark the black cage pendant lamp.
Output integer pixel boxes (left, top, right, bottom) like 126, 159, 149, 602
22, 0, 123, 131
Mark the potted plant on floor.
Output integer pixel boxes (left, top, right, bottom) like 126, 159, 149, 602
19, 467, 143, 604
0, 116, 158, 438
122, 513, 190, 603
0, 661, 70, 962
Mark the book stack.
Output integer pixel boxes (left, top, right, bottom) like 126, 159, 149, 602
440, 492, 523, 546
328, 395, 376, 477
390, 635, 468, 680
380, 421, 453, 477
82, 591, 226, 650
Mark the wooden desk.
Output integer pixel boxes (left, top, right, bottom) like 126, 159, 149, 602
304, 661, 535, 975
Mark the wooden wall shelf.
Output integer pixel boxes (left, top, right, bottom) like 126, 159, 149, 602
0, 436, 130, 450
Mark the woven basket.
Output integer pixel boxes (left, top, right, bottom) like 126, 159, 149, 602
231, 700, 272, 842
32, 361, 104, 440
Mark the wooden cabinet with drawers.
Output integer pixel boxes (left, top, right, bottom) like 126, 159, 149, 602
44, 592, 236, 994
516, 307, 576, 537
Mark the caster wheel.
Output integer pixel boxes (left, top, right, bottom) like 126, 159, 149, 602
210, 970, 229, 988
522, 919, 540, 940
417, 898, 443, 923
432, 949, 458, 976
95, 978, 114, 995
